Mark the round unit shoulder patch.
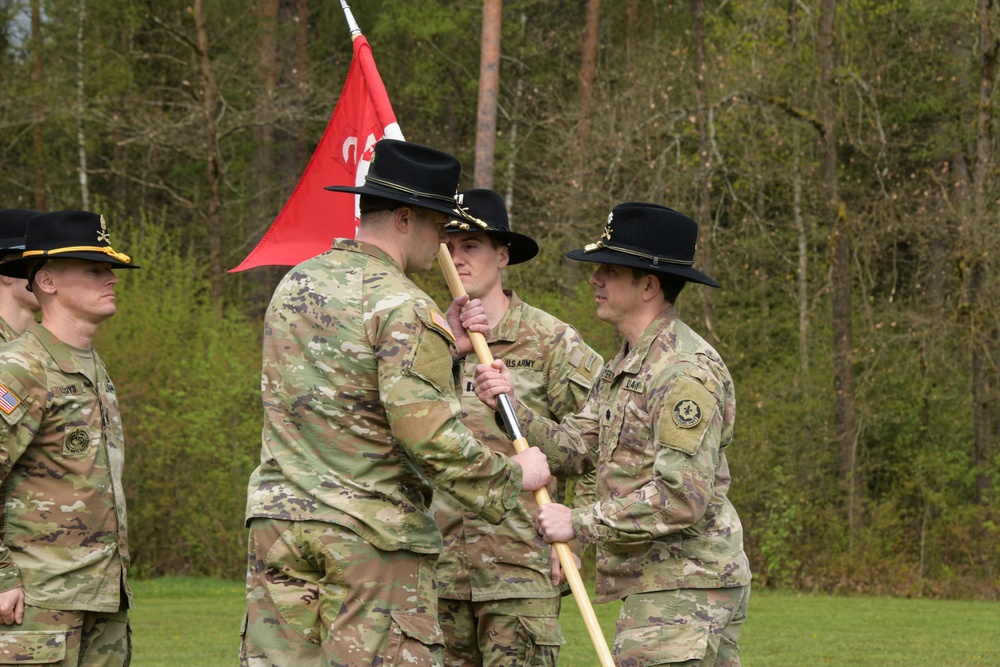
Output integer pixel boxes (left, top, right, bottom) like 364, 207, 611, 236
672, 399, 703, 429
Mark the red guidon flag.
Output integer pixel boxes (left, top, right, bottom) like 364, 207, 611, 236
230, 35, 403, 272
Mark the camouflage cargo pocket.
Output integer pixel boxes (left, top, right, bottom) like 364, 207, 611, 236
516, 615, 564, 666
0, 630, 67, 664
613, 620, 708, 667
382, 610, 443, 666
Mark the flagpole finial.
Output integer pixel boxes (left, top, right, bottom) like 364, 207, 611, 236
340, 0, 362, 37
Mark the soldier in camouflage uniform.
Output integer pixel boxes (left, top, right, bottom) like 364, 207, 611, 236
241, 140, 551, 667
0, 210, 41, 343
476, 203, 751, 667
434, 189, 603, 667
0, 210, 138, 666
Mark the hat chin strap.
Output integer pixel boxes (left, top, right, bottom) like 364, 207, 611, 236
364, 175, 460, 205
23, 245, 133, 265
583, 240, 694, 267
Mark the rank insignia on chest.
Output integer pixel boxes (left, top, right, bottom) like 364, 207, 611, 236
600, 368, 614, 382
0, 383, 21, 414
672, 399, 703, 428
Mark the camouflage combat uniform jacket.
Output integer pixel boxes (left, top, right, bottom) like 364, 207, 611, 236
245, 239, 524, 554
515, 309, 751, 604
433, 291, 602, 601
0, 323, 131, 612
0, 317, 18, 345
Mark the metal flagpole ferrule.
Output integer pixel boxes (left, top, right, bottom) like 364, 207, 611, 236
340, 0, 361, 36
496, 394, 524, 442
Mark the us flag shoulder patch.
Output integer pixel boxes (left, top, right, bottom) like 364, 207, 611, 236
0, 383, 21, 414
429, 310, 456, 343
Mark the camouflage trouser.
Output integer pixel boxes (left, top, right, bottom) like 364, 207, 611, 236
613, 585, 750, 667
240, 518, 444, 667
438, 596, 564, 667
0, 605, 131, 666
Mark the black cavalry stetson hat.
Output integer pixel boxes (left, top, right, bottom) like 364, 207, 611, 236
325, 139, 464, 219
446, 189, 539, 265
0, 209, 42, 254
0, 210, 140, 279
566, 202, 720, 288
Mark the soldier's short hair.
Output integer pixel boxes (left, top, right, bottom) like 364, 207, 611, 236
631, 268, 686, 304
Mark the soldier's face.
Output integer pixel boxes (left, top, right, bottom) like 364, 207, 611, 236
589, 263, 642, 329
408, 209, 449, 273
446, 232, 507, 300
11, 277, 38, 312
38, 259, 119, 324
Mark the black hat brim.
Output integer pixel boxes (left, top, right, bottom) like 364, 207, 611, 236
0, 238, 25, 253
325, 183, 462, 220
446, 228, 539, 265
0, 253, 140, 279
565, 247, 720, 288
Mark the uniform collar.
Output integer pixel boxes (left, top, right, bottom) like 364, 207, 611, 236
332, 238, 402, 271
25, 321, 93, 376
0, 316, 17, 344
490, 290, 523, 344
614, 307, 677, 376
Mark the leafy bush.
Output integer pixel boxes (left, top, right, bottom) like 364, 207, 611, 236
96, 214, 262, 579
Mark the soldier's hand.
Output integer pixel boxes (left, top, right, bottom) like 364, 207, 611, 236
510, 446, 551, 492
473, 360, 515, 411
533, 503, 575, 544
446, 295, 489, 357
0, 586, 24, 625
549, 545, 582, 587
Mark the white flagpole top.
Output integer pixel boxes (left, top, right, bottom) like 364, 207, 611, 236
340, 0, 361, 37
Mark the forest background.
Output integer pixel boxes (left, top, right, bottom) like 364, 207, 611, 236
1, 0, 998, 600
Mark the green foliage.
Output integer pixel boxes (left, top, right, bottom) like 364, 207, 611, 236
96, 212, 261, 578
3, 0, 1000, 597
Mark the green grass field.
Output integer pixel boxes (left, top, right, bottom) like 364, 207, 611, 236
130, 578, 999, 666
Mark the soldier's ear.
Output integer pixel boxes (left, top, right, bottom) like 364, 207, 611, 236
641, 273, 661, 302
32, 267, 58, 296
393, 206, 416, 234
496, 244, 509, 270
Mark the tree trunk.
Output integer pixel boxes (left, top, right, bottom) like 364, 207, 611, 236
819, 0, 860, 536
789, 0, 808, 376
578, 0, 601, 145
625, 0, 639, 75
691, 0, 716, 342
76, 0, 90, 210
255, 0, 277, 187
294, 0, 310, 167
473, 0, 502, 189
194, 0, 224, 309
31, 0, 47, 211
504, 12, 527, 220
971, 0, 998, 504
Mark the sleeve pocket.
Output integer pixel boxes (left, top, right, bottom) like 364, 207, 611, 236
408, 306, 456, 395
657, 375, 718, 456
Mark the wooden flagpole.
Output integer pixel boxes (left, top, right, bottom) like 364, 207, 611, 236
436, 246, 615, 667
339, 3, 614, 664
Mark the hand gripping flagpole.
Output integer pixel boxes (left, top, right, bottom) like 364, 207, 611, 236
339, 4, 613, 665
436, 245, 615, 667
